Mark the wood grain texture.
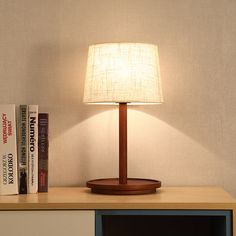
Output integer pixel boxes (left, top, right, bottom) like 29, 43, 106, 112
0, 187, 235, 210
119, 103, 127, 184
87, 178, 161, 195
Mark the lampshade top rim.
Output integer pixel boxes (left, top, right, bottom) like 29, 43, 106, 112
88, 42, 158, 48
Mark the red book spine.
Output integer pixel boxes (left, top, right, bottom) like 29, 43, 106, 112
38, 113, 48, 192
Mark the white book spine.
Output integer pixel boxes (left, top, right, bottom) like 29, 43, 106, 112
28, 105, 38, 193
0, 104, 18, 195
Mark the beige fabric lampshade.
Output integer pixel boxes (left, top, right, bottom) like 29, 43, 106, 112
83, 43, 163, 104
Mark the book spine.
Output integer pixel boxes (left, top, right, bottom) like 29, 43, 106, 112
38, 113, 49, 192
0, 104, 18, 195
28, 105, 38, 193
18, 105, 28, 194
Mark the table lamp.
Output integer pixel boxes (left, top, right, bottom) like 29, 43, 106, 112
83, 43, 163, 195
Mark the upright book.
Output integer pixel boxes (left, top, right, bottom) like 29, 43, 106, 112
0, 104, 18, 195
18, 105, 28, 194
38, 113, 49, 192
28, 105, 38, 193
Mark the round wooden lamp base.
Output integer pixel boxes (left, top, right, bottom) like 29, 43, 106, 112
87, 178, 161, 195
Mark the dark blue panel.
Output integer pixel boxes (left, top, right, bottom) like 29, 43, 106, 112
95, 210, 232, 236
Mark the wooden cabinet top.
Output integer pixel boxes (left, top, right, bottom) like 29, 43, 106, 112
0, 187, 235, 210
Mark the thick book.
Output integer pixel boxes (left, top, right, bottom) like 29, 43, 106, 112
18, 105, 28, 194
0, 104, 18, 195
28, 105, 38, 193
38, 113, 49, 192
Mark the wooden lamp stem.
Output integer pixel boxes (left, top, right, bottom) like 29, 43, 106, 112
86, 102, 161, 194
119, 103, 127, 184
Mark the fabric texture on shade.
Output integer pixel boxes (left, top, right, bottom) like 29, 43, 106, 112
83, 43, 163, 104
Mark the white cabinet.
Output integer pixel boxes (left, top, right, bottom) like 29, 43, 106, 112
0, 210, 95, 236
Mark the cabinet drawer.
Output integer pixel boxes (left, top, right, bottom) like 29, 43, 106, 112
0, 210, 95, 236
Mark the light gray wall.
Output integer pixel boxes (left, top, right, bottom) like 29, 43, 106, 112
0, 0, 235, 196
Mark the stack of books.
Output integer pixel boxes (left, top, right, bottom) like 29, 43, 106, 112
0, 104, 49, 195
